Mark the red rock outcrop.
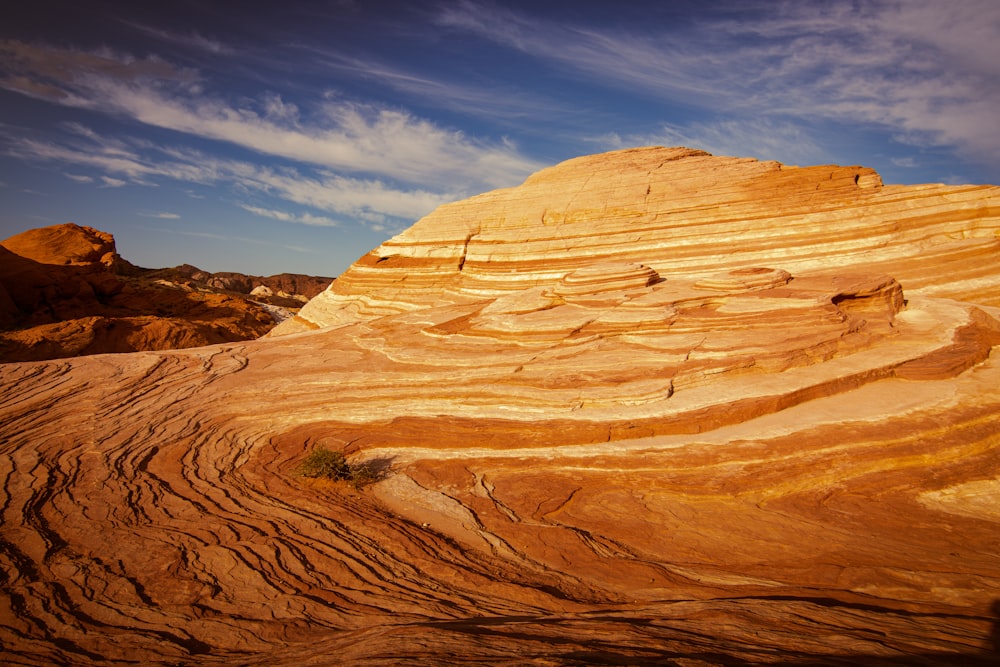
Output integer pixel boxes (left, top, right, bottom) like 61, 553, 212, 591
0, 224, 332, 362
1, 222, 119, 266
1, 148, 999, 665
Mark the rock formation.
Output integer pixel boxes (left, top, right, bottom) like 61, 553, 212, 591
1, 148, 999, 665
157, 264, 331, 303
275, 147, 1000, 334
0, 224, 332, 362
1, 222, 122, 267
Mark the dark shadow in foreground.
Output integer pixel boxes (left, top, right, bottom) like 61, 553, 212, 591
412, 597, 1000, 666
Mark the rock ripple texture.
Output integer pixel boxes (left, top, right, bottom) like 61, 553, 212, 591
276, 146, 1000, 333
2, 147, 1000, 665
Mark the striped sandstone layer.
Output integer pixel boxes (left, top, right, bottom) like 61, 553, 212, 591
2, 147, 999, 665
275, 146, 1000, 334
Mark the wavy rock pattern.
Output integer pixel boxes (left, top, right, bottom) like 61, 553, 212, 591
2, 147, 1000, 665
277, 147, 1000, 334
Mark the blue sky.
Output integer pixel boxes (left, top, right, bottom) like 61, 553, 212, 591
2, 0, 998, 277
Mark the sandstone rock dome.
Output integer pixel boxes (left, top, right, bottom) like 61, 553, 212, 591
1, 222, 119, 266
1, 147, 999, 665
275, 146, 1000, 334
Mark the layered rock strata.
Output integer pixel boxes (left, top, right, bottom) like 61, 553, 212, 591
1, 148, 999, 665
275, 146, 1000, 334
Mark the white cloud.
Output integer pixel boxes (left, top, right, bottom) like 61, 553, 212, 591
243, 167, 459, 222
241, 205, 295, 222
436, 3, 725, 105
64, 172, 94, 183
0, 39, 199, 97
438, 0, 1000, 172
0, 40, 543, 192
9, 137, 157, 183
239, 205, 339, 227
4, 127, 455, 227
158, 147, 458, 224
139, 211, 181, 219
600, 118, 825, 167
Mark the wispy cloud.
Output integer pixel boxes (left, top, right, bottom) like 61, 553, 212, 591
239, 205, 339, 227
238, 167, 460, 223
309, 50, 566, 124
0, 39, 543, 192
438, 0, 1000, 172
2, 125, 455, 227
7, 137, 158, 183
436, 2, 729, 105
600, 118, 826, 167
168, 228, 318, 255
64, 172, 94, 183
100, 176, 127, 188
139, 211, 181, 219
119, 21, 236, 55
0, 39, 199, 98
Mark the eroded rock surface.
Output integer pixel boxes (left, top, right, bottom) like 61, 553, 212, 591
275, 146, 1000, 334
2, 148, 999, 665
0, 224, 332, 362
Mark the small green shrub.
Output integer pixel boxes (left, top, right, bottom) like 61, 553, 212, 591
295, 445, 351, 480
295, 446, 378, 489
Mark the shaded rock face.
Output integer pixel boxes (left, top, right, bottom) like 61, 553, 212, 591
0, 223, 330, 362
2, 148, 1000, 666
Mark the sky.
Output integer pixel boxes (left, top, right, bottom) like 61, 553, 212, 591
2, 1, 998, 278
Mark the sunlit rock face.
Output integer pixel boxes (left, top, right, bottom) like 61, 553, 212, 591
1, 222, 120, 267
276, 146, 1000, 334
2, 148, 1000, 666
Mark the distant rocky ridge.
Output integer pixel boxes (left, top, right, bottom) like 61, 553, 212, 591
0, 223, 332, 362
2, 149, 999, 665
152, 263, 331, 306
